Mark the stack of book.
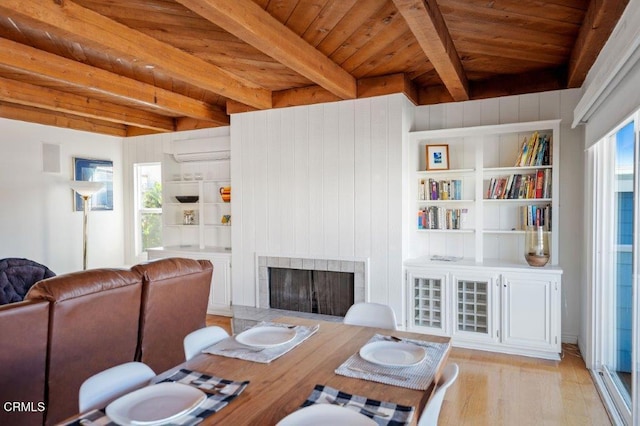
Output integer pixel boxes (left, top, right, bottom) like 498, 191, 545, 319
520, 204, 552, 231
419, 179, 463, 200
418, 207, 468, 230
486, 169, 551, 199
514, 131, 551, 167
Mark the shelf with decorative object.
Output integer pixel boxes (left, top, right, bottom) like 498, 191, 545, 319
409, 119, 560, 265
161, 136, 232, 251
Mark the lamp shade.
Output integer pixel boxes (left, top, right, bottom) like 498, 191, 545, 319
70, 181, 104, 197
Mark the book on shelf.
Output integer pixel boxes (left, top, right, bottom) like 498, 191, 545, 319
519, 204, 551, 230
514, 131, 551, 167
419, 178, 463, 200
486, 169, 551, 200
418, 206, 468, 230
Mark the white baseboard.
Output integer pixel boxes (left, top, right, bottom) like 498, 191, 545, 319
561, 334, 578, 344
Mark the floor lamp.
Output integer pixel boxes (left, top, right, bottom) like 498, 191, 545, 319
70, 181, 104, 270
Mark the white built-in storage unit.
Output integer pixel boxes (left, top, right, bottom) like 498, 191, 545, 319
405, 119, 563, 360
148, 136, 232, 316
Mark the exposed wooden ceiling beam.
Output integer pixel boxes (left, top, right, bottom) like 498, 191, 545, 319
125, 127, 163, 137
357, 74, 418, 105
0, 77, 175, 132
227, 73, 419, 114
175, 117, 223, 132
0, 38, 229, 125
470, 67, 566, 99
567, 0, 630, 87
418, 67, 567, 106
0, 0, 271, 110
392, 0, 469, 101
0, 101, 126, 137
175, 0, 357, 100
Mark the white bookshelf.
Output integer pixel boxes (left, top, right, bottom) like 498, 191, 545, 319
405, 119, 563, 360
409, 119, 560, 265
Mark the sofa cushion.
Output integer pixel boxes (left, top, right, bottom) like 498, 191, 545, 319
133, 258, 212, 373
0, 299, 49, 426
0, 258, 56, 305
26, 268, 143, 426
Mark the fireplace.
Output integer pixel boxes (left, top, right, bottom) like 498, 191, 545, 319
269, 267, 354, 316
257, 256, 367, 314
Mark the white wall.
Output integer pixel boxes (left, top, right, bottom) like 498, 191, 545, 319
412, 90, 584, 342
0, 117, 124, 274
230, 94, 413, 319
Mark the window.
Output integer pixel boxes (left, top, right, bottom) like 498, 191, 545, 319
134, 163, 162, 257
589, 116, 639, 425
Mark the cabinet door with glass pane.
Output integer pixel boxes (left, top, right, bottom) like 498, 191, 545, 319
452, 271, 499, 343
406, 268, 450, 336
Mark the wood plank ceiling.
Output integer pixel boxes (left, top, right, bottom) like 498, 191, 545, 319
0, 0, 629, 137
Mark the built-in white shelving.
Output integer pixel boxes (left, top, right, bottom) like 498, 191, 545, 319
405, 119, 563, 360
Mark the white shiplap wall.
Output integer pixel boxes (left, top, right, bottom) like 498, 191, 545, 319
230, 91, 584, 340
231, 94, 414, 321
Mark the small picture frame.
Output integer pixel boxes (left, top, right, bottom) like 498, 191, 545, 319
426, 144, 450, 170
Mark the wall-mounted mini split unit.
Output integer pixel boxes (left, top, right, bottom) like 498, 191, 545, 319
172, 136, 231, 162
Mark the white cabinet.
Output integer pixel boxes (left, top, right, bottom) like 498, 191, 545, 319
406, 261, 562, 360
501, 271, 560, 354
407, 268, 450, 336
451, 270, 499, 345
147, 247, 232, 316
207, 254, 231, 315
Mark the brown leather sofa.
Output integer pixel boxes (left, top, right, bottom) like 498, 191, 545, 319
28, 268, 143, 425
0, 299, 49, 426
133, 258, 213, 374
0, 257, 213, 426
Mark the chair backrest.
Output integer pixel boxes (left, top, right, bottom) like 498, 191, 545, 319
418, 363, 459, 426
0, 299, 49, 426
183, 326, 230, 361
343, 302, 398, 330
133, 258, 213, 373
0, 257, 56, 305
26, 268, 143, 425
79, 362, 155, 412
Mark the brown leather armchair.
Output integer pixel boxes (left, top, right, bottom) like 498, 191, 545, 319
26, 268, 143, 426
133, 258, 213, 374
0, 299, 49, 426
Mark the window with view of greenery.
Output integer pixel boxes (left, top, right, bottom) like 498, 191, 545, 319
135, 163, 162, 256
141, 181, 162, 250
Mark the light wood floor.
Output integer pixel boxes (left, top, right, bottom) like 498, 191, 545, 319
206, 315, 611, 425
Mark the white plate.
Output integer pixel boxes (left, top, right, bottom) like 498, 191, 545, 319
359, 341, 426, 368
105, 382, 206, 426
235, 326, 296, 348
277, 404, 376, 426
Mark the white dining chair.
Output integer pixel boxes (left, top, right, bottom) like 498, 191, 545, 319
183, 326, 230, 361
418, 363, 459, 426
78, 361, 155, 412
343, 302, 398, 330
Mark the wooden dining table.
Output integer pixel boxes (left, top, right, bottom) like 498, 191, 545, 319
63, 316, 451, 426
169, 316, 452, 425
